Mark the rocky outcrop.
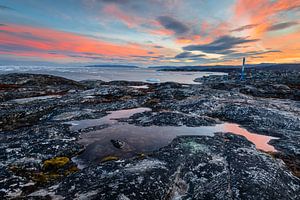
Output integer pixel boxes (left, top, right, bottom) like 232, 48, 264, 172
0, 71, 300, 199
0, 73, 86, 102
123, 111, 218, 126
37, 134, 300, 200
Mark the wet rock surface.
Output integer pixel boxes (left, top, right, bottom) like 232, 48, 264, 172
48, 134, 299, 200
0, 71, 300, 199
0, 73, 86, 102
123, 111, 218, 127
195, 70, 300, 100
111, 139, 126, 149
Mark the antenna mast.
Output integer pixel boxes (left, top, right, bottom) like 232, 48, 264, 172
241, 57, 246, 80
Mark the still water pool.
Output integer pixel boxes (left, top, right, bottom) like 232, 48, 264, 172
66, 108, 277, 166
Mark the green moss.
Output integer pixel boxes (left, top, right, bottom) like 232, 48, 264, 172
137, 153, 146, 159
9, 156, 79, 186
139, 153, 146, 157
182, 141, 211, 154
31, 172, 61, 183
43, 157, 70, 170
64, 166, 79, 175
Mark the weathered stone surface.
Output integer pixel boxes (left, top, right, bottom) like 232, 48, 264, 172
123, 111, 218, 126
36, 134, 300, 200
0, 71, 300, 199
0, 73, 86, 102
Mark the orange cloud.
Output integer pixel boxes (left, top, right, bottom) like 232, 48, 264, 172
148, 28, 174, 36
0, 24, 152, 61
211, 22, 230, 38
259, 30, 300, 62
175, 35, 202, 44
102, 4, 143, 28
227, 0, 300, 64
233, 0, 300, 37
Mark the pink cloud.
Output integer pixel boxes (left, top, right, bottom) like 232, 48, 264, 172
0, 24, 154, 61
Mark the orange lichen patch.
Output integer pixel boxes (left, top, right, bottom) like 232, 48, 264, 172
101, 156, 119, 162
144, 98, 160, 106
0, 84, 19, 91
120, 95, 134, 101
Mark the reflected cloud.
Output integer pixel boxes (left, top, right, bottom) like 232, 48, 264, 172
224, 123, 277, 152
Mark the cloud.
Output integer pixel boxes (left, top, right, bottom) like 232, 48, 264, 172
223, 50, 281, 59
95, 0, 165, 16
0, 30, 50, 42
234, 0, 300, 21
48, 50, 108, 60
183, 35, 259, 54
0, 24, 6, 26
102, 4, 142, 27
231, 24, 258, 32
218, 49, 282, 62
175, 51, 205, 59
0, 5, 14, 10
98, 0, 130, 3
157, 16, 189, 35
0, 43, 42, 53
248, 50, 281, 55
233, 0, 300, 37
0, 24, 152, 61
267, 22, 298, 31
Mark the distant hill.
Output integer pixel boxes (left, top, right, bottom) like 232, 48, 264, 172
259, 63, 300, 71
85, 64, 139, 68
148, 66, 181, 70
155, 63, 300, 72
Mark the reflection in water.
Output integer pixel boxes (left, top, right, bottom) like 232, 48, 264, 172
129, 85, 149, 89
67, 108, 278, 165
66, 107, 151, 131
223, 123, 277, 152
77, 124, 221, 163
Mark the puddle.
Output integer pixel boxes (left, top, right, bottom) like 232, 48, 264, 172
223, 123, 277, 152
67, 108, 277, 164
65, 107, 151, 131
146, 78, 160, 83
128, 85, 149, 89
11, 95, 61, 104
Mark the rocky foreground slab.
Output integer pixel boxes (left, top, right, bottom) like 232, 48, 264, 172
0, 71, 299, 199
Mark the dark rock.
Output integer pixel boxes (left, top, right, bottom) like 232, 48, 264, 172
111, 139, 125, 149
0, 73, 86, 102
1, 71, 300, 199
123, 111, 218, 126
39, 134, 300, 200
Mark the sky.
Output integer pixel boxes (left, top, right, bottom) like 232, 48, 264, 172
0, 0, 299, 66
